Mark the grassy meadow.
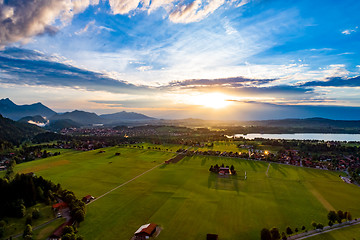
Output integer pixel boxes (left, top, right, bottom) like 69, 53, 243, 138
6, 146, 360, 239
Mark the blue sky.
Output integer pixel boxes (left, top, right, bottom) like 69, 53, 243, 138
1, 0, 360, 120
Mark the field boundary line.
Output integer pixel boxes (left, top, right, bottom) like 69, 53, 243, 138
88, 163, 163, 205
266, 163, 270, 177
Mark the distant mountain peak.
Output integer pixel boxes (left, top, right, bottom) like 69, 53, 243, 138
0, 98, 16, 106
0, 98, 56, 120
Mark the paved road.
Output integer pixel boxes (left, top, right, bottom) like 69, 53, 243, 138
291, 220, 360, 240
10, 217, 58, 239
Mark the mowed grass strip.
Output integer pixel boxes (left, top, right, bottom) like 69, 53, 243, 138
77, 155, 360, 240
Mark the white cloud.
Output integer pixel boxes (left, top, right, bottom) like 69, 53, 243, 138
108, 0, 250, 23
75, 20, 115, 35
0, 0, 99, 46
342, 26, 358, 35
75, 20, 96, 35
137, 65, 153, 71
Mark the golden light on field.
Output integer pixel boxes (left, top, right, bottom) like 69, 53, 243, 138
191, 92, 231, 109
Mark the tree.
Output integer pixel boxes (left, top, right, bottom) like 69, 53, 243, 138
281, 232, 287, 240
327, 211, 337, 223
294, 228, 298, 233
311, 221, 317, 229
25, 216, 32, 225
286, 227, 293, 235
0, 220, 5, 238
73, 209, 85, 223
301, 226, 306, 231
328, 220, 333, 227
261, 228, 272, 240
347, 212, 353, 221
14, 199, 26, 218
316, 223, 324, 230
62, 226, 75, 235
337, 210, 344, 221
32, 208, 40, 219
270, 227, 281, 240
22, 224, 32, 238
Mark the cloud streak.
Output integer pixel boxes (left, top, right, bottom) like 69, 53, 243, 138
0, 47, 150, 94
301, 76, 360, 87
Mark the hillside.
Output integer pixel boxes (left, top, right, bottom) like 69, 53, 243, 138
46, 119, 82, 131
0, 98, 56, 120
0, 114, 44, 144
50, 110, 103, 125
100, 111, 155, 121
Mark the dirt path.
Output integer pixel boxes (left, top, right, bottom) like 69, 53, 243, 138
88, 163, 164, 205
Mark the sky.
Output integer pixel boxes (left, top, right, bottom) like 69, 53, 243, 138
1, 0, 360, 120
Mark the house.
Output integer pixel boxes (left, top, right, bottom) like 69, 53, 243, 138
134, 223, 157, 239
49, 219, 74, 240
52, 202, 68, 211
218, 167, 230, 175
82, 195, 95, 203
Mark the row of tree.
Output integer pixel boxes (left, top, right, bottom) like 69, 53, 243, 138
260, 210, 354, 240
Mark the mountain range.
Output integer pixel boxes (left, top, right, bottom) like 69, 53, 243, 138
0, 98, 156, 127
0, 98, 55, 120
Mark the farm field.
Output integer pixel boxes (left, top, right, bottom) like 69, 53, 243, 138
7, 146, 360, 240
306, 223, 360, 240
13, 146, 176, 198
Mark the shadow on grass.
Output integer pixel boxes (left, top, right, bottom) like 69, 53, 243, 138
201, 157, 207, 166
271, 163, 287, 177
159, 164, 168, 169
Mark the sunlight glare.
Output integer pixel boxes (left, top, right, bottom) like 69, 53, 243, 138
192, 93, 231, 109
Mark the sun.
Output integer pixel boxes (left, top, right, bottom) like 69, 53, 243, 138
192, 93, 231, 109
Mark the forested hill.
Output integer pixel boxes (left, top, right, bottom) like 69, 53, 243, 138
0, 114, 44, 144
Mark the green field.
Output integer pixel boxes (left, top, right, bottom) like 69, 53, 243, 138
7, 146, 360, 240
306, 223, 360, 240
3, 203, 55, 238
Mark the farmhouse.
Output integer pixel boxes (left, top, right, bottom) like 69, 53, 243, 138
52, 202, 68, 211
134, 223, 157, 239
218, 167, 230, 175
49, 219, 74, 240
82, 195, 95, 203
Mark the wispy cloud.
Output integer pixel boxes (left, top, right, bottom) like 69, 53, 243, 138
0, 47, 150, 94
301, 75, 360, 87
342, 26, 358, 35
167, 76, 275, 88
75, 20, 115, 35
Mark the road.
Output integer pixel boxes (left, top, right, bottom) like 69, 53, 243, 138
10, 217, 58, 239
291, 220, 360, 240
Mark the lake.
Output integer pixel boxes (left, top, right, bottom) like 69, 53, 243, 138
234, 133, 360, 142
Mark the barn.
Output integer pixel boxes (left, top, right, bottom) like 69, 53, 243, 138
134, 223, 157, 239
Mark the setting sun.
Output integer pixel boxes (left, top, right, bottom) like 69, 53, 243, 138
192, 93, 231, 109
